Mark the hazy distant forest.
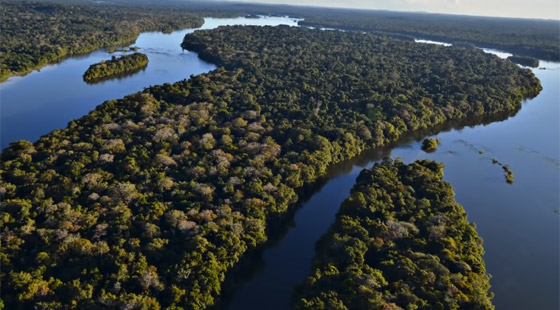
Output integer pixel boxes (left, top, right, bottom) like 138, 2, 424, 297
1, 0, 559, 81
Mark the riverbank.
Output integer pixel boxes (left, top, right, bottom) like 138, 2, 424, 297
217, 107, 528, 310
1, 16, 557, 310
0, 16, 300, 149
83, 53, 149, 83
0, 34, 143, 83
293, 159, 494, 310
0, 24, 539, 309
0, 1, 208, 83
298, 16, 560, 61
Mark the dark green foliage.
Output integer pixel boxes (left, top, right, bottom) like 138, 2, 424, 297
0, 0, 203, 82
0, 26, 539, 309
421, 138, 440, 153
294, 159, 494, 310
491, 159, 514, 184
183, 26, 541, 133
83, 53, 149, 83
299, 10, 560, 61
507, 56, 540, 68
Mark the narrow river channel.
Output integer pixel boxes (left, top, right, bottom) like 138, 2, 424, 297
1, 17, 557, 310
222, 49, 559, 310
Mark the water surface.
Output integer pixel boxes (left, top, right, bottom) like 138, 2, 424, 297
221, 148, 391, 310
415, 39, 452, 46
1, 17, 557, 310
390, 60, 559, 310
0, 16, 299, 149
224, 59, 560, 310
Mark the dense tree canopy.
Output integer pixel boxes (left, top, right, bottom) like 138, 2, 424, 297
0, 0, 203, 82
2, 0, 557, 82
83, 53, 149, 83
298, 10, 560, 61
507, 56, 540, 68
421, 138, 440, 153
0, 26, 539, 309
294, 159, 494, 310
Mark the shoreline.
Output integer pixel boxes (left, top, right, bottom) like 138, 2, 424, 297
0, 22, 204, 84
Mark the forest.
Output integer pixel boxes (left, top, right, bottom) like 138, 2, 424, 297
298, 10, 560, 61
83, 53, 149, 83
0, 0, 204, 82
0, 26, 540, 309
507, 56, 540, 68
421, 138, 440, 153
293, 159, 494, 310
2, 0, 558, 83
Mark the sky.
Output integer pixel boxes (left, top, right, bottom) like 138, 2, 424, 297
227, 0, 560, 20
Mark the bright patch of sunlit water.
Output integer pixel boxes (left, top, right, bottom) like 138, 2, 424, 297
0, 16, 299, 149
415, 39, 453, 46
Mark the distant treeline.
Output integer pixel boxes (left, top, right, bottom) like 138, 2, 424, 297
298, 11, 560, 61
0, 0, 204, 82
294, 159, 494, 310
114, 0, 560, 61
1, 26, 539, 309
2, 0, 558, 83
83, 53, 149, 83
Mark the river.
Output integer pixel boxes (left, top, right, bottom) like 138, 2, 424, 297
391, 60, 560, 310
1, 16, 558, 310
224, 39, 559, 310
0, 16, 300, 149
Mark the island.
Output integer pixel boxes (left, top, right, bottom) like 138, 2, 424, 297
421, 137, 440, 153
507, 55, 540, 68
3, 0, 558, 83
492, 158, 515, 183
0, 26, 539, 309
503, 165, 515, 183
0, 0, 204, 82
294, 159, 494, 310
83, 53, 149, 83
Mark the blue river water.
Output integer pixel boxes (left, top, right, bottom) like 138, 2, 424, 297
224, 43, 559, 310
0, 16, 299, 149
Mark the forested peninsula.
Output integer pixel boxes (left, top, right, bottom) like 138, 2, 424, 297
507, 56, 540, 68
0, 26, 540, 309
0, 1, 203, 82
83, 53, 149, 83
293, 159, 494, 310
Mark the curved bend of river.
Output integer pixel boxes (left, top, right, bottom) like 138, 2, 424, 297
0, 16, 300, 149
1, 16, 558, 310
223, 49, 559, 310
